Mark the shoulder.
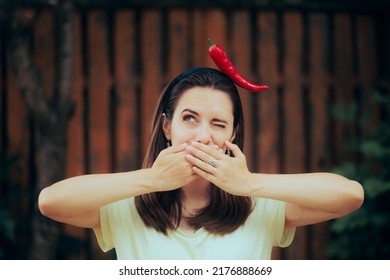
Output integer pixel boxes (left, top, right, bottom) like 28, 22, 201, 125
252, 197, 285, 213
249, 197, 285, 222
102, 197, 138, 221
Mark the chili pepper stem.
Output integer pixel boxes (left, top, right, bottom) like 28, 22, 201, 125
207, 39, 215, 48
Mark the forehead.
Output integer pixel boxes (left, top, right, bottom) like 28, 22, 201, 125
174, 87, 234, 114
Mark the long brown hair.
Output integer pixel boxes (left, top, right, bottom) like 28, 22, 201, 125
135, 68, 252, 235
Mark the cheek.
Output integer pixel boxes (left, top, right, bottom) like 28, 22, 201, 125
213, 132, 232, 147
169, 125, 196, 145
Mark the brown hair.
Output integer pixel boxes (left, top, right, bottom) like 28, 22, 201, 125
135, 68, 252, 235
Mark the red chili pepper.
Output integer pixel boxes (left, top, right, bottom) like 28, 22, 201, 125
208, 39, 269, 92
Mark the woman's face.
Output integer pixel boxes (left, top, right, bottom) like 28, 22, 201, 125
163, 87, 236, 150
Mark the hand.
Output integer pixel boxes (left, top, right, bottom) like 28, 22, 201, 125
185, 140, 253, 196
150, 143, 198, 191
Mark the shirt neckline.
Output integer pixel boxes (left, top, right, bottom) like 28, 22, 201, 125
174, 227, 206, 238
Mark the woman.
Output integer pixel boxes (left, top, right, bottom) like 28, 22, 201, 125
38, 67, 364, 259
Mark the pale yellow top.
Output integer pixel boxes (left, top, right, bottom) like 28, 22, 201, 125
93, 197, 295, 260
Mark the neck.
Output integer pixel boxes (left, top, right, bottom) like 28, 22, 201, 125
180, 177, 210, 208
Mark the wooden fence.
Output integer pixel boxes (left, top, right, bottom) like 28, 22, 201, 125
1, 5, 388, 259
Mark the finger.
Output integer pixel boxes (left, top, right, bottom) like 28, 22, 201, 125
185, 154, 216, 174
192, 166, 216, 184
186, 145, 219, 168
224, 140, 243, 158
188, 141, 223, 160
164, 143, 188, 154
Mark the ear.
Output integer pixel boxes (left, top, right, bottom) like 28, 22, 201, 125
162, 113, 171, 140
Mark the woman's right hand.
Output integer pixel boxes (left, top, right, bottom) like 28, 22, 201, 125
150, 143, 197, 191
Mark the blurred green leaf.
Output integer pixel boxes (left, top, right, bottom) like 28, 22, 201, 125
331, 103, 359, 123
360, 140, 390, 159
363, 178, 390, 198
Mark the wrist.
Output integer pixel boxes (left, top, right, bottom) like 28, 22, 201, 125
131, 168, 162, 194
246, 172, 264, 197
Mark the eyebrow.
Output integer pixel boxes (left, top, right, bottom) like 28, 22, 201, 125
181, 108, 229, 124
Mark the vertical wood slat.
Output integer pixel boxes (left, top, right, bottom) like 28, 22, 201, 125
6, 14, 34, 253
282, 12, 307, 260
34, 10, 54, 100
6, 53, 32, 258
309, 14, 331, 171
308, 13, 331, 260
88, 11, 112, 174
66, 14, 85, 178
25, 10, 57, 224
205, 9, 227, 69
6, 40, 30, 219
257, 11, 281, 174
168, 9, 189, 80
356, 15, 378, 132
140, 10, 163, 158
64, 13, 88, 259
193, 9, 207, 67
87, 10, 112, 260
114, 11, 138, 172
333, 14, 355, 164
231, 11, 254, 170
256, 11, 282, 259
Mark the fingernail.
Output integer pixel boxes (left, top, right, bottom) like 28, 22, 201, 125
186, 154, 193, 160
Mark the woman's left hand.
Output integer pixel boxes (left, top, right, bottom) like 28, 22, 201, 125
185, 140, 253, 196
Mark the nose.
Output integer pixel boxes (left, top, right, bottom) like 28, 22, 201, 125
194, 124, 212, 145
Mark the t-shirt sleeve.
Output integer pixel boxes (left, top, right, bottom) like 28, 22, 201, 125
93, 204, 114, 252
272, 200, 295, 247
255, 198, 295, 248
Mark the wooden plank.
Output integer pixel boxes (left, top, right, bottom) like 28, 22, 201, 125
114, 10, 139, 171
308, 14, 331, 172
87, 10, 112, 260
308, 13, 332, 260
283, 12, 305, 174
205, 9, 227, 69
282, 12, 307, 260
333, 13, 355, 164
193, 9, 207, 67
356, 15, 378, 134
34, 10, 55, 100
168, 9, 189, 80
6, 45, 30, 222
231, 11, 254, 170
190, 9, 209, 67
140, 10, 163, 158
64, 13, 88, 260
256, 11, 281, 174
87, 10, 112, 174
66, 14, 85, 178
192, 8, 228, 68
256, 11, 282, 259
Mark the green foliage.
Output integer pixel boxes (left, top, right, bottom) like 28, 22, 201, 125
327, 83, 390, 259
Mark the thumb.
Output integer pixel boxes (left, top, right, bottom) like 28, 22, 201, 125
165, 142, 188, 154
